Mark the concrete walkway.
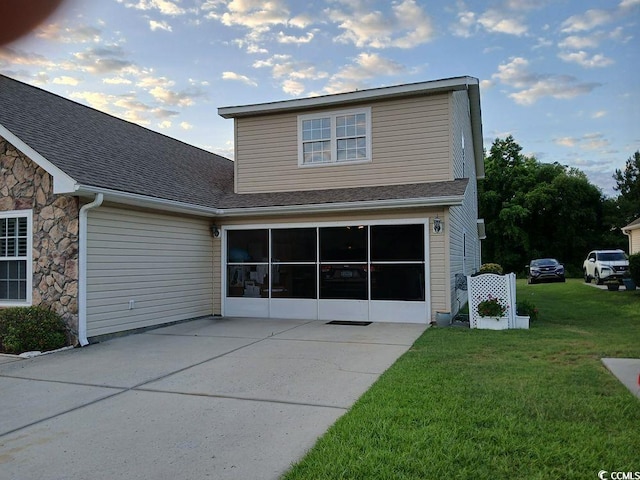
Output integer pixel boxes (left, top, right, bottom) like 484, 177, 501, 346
601, 358, 640, 399
0, 317, 426, 480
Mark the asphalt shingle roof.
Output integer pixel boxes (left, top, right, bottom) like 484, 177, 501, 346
1, 75, 469, 212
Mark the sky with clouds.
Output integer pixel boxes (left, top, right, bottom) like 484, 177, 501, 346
1, 0, 638, 196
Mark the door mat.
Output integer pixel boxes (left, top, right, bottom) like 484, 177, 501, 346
326, 320, 372, 326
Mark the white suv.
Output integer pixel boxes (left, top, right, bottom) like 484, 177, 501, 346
583, 249, 630, 285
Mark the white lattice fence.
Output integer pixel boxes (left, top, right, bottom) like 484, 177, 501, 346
467, 273, 516, 328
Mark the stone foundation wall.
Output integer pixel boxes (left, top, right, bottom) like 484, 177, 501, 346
0, 137, 80, 341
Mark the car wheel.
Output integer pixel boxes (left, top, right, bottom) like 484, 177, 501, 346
584, 270, 591, 283
595, 270, 603, 285
527, 276, 533, 284
560, 276, 566, 283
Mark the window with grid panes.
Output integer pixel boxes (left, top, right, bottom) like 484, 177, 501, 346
298, 107, 371, 166
0, 212, 30, 302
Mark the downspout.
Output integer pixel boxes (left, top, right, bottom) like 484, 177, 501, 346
77, 193, 103, 346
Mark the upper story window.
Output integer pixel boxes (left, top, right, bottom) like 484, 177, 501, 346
0, 210, 32, 305
298, 107, 372, 167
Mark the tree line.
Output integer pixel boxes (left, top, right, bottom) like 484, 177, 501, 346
479, 136, 639, 276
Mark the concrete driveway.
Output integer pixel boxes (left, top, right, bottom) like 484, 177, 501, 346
0, 317, 426, 480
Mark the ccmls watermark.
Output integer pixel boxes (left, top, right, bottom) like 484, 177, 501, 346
598, 471, 640, 480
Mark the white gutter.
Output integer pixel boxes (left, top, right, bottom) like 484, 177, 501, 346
74, 184, 465, 218
77, 193, 103, 346
74, 185, 220, 216
216, 195, 465, 217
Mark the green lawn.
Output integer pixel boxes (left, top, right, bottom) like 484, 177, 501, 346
283, 279, 640, 480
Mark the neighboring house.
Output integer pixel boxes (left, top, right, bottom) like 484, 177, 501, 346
622, 218, 640, 254
0, 74, 484, 344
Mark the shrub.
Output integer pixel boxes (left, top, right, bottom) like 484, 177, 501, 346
478, 263, 504, 275
629, 253, 640, 286
0, 306, 69, 354
517, 299, 539, 321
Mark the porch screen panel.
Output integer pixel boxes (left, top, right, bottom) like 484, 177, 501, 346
271, 228, 316, 299
370, 224, 425, 301
227, 229, 269, 298
319, 226, 367, 300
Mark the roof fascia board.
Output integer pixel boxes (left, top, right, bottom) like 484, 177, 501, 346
74, 185, 221, 217
467, 83, 485, 178
219, 76, 478, 118
216, 195, 465, 218
77, 185, 464, 218
0, 124, 77, 193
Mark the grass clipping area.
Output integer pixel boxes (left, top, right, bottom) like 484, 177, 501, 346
284, 280, 640, 480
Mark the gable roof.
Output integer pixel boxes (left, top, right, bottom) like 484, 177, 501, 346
1, 74, 472, 216
0, 74, 234, 209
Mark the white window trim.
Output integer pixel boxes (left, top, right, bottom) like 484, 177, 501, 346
0, 209, 33, 307
297, 107, 372, 167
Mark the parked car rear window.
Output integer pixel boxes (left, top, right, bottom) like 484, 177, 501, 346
597, 252, 626, 261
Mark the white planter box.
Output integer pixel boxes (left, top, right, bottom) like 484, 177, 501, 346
477, 316, 509, 330
514, 315, 530, 329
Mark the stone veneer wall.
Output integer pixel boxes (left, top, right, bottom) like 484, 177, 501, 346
0, 137, 80, 341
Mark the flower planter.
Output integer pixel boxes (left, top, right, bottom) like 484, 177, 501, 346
435, 311, 452, 327
622, 278, 636, 291
477, 316, 509, 330
514, 315, 530, 329
606, 282, 620, 291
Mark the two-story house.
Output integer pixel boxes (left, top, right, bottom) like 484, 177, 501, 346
0, 74, 484, 344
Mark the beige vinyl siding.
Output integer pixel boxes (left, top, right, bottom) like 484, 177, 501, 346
235, 93, 452, 194
451, 90, 471, 179
217, 207, 447, 321
447, 92, 481, 315
630, 229, 640, 254
86, 206, 213, 338
213, 235, 222, 315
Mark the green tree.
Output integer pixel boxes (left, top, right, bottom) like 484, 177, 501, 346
479, 136, 604, 275
613, 151, 640, 226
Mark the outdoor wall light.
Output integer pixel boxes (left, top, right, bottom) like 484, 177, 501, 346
433, 216, 443, 234
211, 225, 220, 238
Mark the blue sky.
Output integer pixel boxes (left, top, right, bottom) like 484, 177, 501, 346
1, 0, 638, 196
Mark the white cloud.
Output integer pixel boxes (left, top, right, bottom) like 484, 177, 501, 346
52, 76, 80, 86
158, 120, 172, 129
150, 20, 173, 32
554, 133, 610, 151
72, 45, 134, 74
277, 31, 314, 44
207, 0, 290, 31
477, 9, 528, 36
492, 57, 601, 105
222, 71, 258, 87
561, 9, 613, 33
117, 0, 185, 16
450, 10, 476, 38
180, 121, 193, 130
282, 79, 305, 96
36, 24, 102, 43
318, 53, 406, 95
558, 51, 614, 68
591, 110, 607, 119
103, 77, 133, 85
252, 54, 328, 95
0, 47, 55, 69
329, 0, 435, 49
559, 35, 599, 50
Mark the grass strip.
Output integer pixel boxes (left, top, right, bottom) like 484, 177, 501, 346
283, 280, 640, 480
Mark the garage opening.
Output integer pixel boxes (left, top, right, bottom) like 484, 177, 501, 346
224, 221, 429, 323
